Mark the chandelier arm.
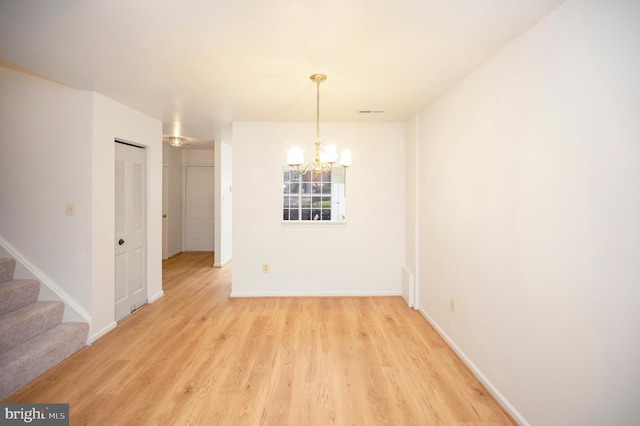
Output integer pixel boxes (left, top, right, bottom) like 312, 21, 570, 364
300, 163, 315, 175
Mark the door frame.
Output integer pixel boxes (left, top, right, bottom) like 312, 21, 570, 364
162, 161, 169, 260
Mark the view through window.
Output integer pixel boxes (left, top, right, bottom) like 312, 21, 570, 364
283, 167, 346, 221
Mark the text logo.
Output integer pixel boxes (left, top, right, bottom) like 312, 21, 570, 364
1, 404, 69, 425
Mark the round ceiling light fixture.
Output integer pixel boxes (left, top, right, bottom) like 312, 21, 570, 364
169, 136, 185, 147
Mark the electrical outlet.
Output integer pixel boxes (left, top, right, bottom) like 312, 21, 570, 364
262, 263, 270, 273
450, 298, 456, 314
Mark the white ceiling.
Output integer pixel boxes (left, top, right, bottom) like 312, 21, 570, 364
0, 0, 565, 148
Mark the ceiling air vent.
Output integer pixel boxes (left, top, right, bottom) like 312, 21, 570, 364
358, 110, 386, 114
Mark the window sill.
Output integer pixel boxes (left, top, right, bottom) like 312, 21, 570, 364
281, 221, 347, 227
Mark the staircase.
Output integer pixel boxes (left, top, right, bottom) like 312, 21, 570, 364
0, 258, 88, 400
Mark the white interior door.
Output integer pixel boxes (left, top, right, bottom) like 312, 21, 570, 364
115, 142, 147, 321
185, 166, 214, 251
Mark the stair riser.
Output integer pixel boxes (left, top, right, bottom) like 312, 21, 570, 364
0, 258, 16, 283
0, 302, 65, 353
0, 280, 40, 316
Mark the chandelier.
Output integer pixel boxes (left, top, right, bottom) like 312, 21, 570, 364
287, 74, 352, 175
169, 136, 185, 147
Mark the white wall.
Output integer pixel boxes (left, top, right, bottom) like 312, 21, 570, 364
215, 140, 233, 267
0, 65, 93, 314
232, 122, 405, 296
414, 0, 640, 424
0, 66, 163, 341
182, 149, 214, 166
91, 93, 163, 340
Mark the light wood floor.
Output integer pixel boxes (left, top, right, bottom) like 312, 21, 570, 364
5, 252, 515, 425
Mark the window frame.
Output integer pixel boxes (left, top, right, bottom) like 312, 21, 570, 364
282, 167, 346, 223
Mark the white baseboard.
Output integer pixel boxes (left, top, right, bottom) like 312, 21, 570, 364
214, 255, 232, 267
417, 306, 528, 426
230, 290, 401, 298
0, 235, 91, 324
89, 321, 117, 344
148, 290, 164, 303
167, 250, 183, 258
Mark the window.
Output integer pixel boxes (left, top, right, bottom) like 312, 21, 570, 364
283, 167, 346, 221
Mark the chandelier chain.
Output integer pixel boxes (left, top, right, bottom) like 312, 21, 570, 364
316, 80, 321, 141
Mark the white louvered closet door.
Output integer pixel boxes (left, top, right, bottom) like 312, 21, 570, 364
114, 141, 147, 321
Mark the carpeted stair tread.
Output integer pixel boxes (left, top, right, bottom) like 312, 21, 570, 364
0, 258, 16, 283
0, 322, 88, 400
0, 301, 65, 354
0, 279, 40, 316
